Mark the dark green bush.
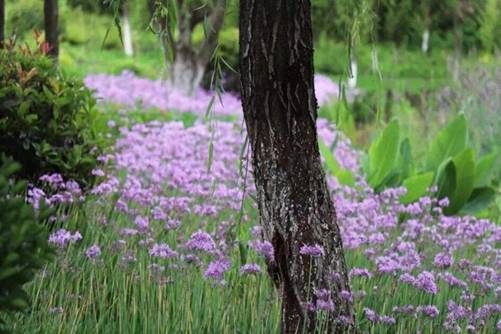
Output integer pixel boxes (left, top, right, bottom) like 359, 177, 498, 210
0, 158, 54, 333
0, 40, 101, 188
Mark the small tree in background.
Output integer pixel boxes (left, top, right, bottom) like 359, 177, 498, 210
149, 0, 227, 95
44, 0, 59, 61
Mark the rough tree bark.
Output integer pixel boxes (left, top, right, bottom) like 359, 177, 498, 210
150, 0, 226, 95
239, 1, 355, 333
44, 0, 59, 61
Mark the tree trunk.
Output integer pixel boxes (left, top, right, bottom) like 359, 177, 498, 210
348, 58, 358, 89
239, 1, 355, 333
169, 51, 205, 95
44, 0, 59, 61
0, 0, 4, 48
421, 29, 430, 53
122, 6, 134, 57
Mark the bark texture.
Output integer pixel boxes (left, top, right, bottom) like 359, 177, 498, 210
44, 0, 59, 61
239, 1, 355, 333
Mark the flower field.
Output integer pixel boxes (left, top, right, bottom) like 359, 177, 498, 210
11, 73, 501, 334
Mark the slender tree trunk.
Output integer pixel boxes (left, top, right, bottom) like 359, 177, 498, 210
239, 1, 355, 333
44, 0, 59, 61
421, 29, 430, 53
122, 5, 134, 57
0, 0, 4, 48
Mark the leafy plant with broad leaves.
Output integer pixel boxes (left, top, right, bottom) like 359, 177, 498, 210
0, 158, 54, 333
320, 114, 497, 215
0, 35, 102, 188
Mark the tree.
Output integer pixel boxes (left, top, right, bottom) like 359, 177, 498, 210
44, 0, 59, 61
122, 1, 134, 57
0, 0, 4, 48
149, 0, 226, 95
239, 1, 355, 333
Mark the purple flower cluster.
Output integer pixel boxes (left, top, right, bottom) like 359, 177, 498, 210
84, 71, 340, 117
240, 263, 261, 276
85, 245, 102, 259
48, 229, 82, 248
299, 244, 325, 257
35, 71, 501, 331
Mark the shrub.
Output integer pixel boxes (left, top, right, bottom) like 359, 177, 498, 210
0, 38, 101, 188
0, 157, 54, 332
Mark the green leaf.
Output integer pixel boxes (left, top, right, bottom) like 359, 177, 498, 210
400, 172, 434, 204
425, 115, 467, 172
206, 141, 214, 174
437, 159, 456, 205
446, 148, 476, 215
460, 187, 496, 215
474, 152, 498, 187
318, 139, 355, 186
367, 120, 400, 189
397, 138, 414, 181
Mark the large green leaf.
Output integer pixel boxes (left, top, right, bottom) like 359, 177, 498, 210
474, 152, 498, 187
425, 115, 467, 172
460, 187, 496, 215
437, 159, 456, 206
367, 120, 400, 189
446, 148, 476, 215
397, 138, 414, 181
318, 139, 355, 186
400, 172, 434, 204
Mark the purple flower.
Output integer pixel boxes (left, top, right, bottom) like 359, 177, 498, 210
380, 316, 396, 325
314, 289, 335, 312
249, 240, 275, 261
399, 273, 416, 284
134, 216, 149, 231
340, 290, 353, 303
316, 299, 335, 312
417, 305, 440, 318
204, 258, 231, 280
92, 168, 106, 177
120, 228, 139, 236
349, 267, 372, 278
299, 244, 324, 257
48, 229, 82, 248
240, 263, 261, 276
40, 173, 64, 188
434, 252, 453, 268
363, 307, 379, 323
85, 245, 101, 259
438, 272, 467, 289
149, 243, 177, 258
186, 231, 216, 252
414, 271, 438, 295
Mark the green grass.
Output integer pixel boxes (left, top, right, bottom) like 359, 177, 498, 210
6, 193, 499, 333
